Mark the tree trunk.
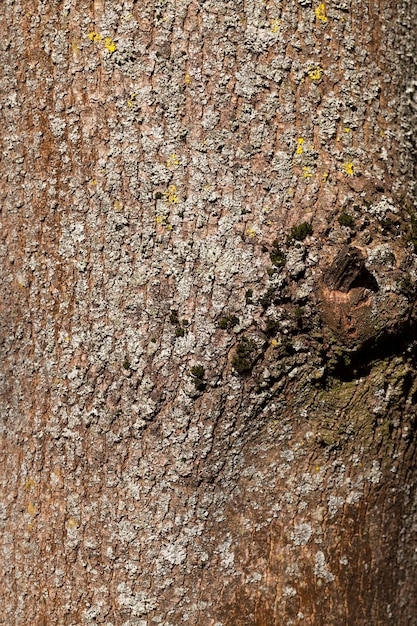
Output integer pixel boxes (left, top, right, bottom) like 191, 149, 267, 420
1, 1, 416, 624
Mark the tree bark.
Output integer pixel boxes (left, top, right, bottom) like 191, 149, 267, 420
1, 0, 416, 624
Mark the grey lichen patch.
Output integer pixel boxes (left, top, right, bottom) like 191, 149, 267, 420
1, 0, 416, 624
314, 551, 335, 583
291, 522, 313, 546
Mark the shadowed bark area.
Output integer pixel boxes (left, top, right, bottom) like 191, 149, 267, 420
1, 0, 416, 624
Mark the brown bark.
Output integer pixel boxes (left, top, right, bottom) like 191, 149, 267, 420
1, 0, 416, 624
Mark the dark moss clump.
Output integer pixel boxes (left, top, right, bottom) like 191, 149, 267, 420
338, 212, 354, 227
259, 286, 277, 309
265, 318, 280, 336
232, 337, 258, 374
190, 364, 205, 390
287, 222, 313, 243
270, 240, 286, 267
245, 289, 253, 304
190, 364, 205, 378
169, 310, 179, 325
218, 314, 239, 330
170, 310, 189, 336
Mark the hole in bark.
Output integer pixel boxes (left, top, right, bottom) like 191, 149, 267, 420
323, 246, 378, 293
327, 323, 417, 382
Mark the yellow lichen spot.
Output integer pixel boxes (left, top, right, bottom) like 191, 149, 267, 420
27, 501, 36, 515
67, 517, 79, 528
315, 465, 321, 472
91, 179, 97, 186
162, 15, 168, 22
71, 39, 80, 54
17, 281, 24, 289
247, 228, 256, 237
156, 214, 173, 229
303, 167, 313, 179
24, 479, 35, 490
167, 153, 180, 168
65, 336, 70, 342
104, 37, 116, 53
88, 31, 103, 43
88, 32, 115, 51
342, 161, 355, 175
271, 339, 279, 347
323, 172, 329, 183
271, 18, 282, 33
114, 200, 123, 211
184, 73, 191, 84
296, 138, 304, 155
380, 130, 385, 138
307, 66, 324, 80
344, 127, 350, 133
315, 3, 328, 22
127, 93, 136, 107
163, 185, 178, 204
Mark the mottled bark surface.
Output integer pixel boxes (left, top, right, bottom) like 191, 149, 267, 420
1, 0, 416, 624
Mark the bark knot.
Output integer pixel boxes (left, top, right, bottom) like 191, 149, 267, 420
322, 246, 377, 293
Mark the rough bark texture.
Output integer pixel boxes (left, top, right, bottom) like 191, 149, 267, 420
1, 0, 416, 624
